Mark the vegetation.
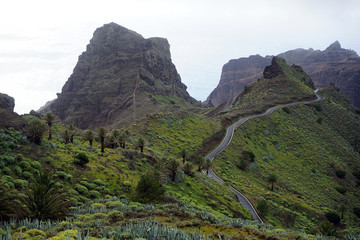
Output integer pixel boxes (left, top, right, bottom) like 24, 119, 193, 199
133, 174, 165, 203
25, 119, 47, 145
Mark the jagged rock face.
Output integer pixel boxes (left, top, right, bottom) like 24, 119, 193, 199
42, 23, 194, 129
207, 41, 360, 107
0, 93, 25, 129
204, 55, 272, 106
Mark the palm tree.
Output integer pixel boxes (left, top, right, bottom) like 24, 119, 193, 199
110, 129, 120, 149
137, 137, 145, 153
267, 173, 278, 191
195, 156, 205, 172
181, 149, 187, 164
61, 128, 71, 144
98, 127, 107, 153
44, 113, 56, 140
21, 173, 72, 220
204, 158, 212, 174
166, 158, 180, 182
26, 119, 48, 145
182, 162, 194, 176
68, 124, 76, 143
82, 130, 94, 147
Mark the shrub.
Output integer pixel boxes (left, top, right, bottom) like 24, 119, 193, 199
108, 210, 124, 222
242, 151, 255, 162
20, 160, 31, 170
335, 170, 346, 178
123, 181, 132, 192
314, 104, 322, 112
80, 181, 96, 190
94, 179, 106, 185
335, 186, 347, 194
22, 171, 33, 179
73, 152, 89, 166
353, 170, 360, 180
88, 190, 101, 199
282, 107, 291, 113
106, 200, 123, 209
30, 161, 41, 169
54, 171, 72, 182
14, 166, 22, 175
75, 184, 88, 194
133, 174, 165, 203
14, 179, 28, 189
317, 117, 323, 124
3, 167, 11, 175
325, 211, 341, 225
354, 207, 360, 218
257, 199, 269, 216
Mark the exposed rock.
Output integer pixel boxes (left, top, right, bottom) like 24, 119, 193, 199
40, 23, 196, 129
0, 93, 25, 129
206, 41, 360, 108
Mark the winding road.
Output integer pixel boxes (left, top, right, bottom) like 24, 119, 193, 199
205, 89, 323, 223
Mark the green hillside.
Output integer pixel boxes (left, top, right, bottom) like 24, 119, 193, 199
213, 85, 360, 231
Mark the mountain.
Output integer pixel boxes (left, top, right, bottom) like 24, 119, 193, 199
223, 57, 316, 120
206, 41, 360, 108
40, 23, 197, 129
0, 93, 25, 129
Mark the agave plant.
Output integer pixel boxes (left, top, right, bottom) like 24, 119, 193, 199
20, 173, 72, 220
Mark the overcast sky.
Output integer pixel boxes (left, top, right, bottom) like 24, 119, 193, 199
1, 0, 359, 114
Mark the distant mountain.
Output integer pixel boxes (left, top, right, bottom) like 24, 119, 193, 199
206, 41, 360, 108
40, 23, 197, 129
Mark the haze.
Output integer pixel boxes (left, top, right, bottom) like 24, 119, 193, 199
1, 0, 359, 114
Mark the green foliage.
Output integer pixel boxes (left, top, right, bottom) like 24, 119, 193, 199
107, 210, 124, 222
73, 152, 89, 166
318, 221, 337, 236
257, 199, 269, 216
335, 186, 347, 194
267, 173, 278, 191
353, 207, 360, 218
182, 162, 194, 176
325, 211, 341, 225
21, 173, 72, 219
134, 174, 165, 203
335, 169, 346, 178
88, 190, 100, 199
97, 127, 107, 153
82, 130, 94, 147
26, 119, 47, 145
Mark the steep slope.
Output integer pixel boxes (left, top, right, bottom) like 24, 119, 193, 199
212, 83, 360, 230
207, 41, 360, 108
40, 23, 197, 129
224, 57, 316, 120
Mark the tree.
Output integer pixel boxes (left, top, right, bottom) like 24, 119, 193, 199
61, 128, 71, 144
68, 124, 76, 143
181, 149, 187, 164
83, 130, 94, 147
133, 174, 165, 203
166, 158, 180, 182
26, 119, 47, 145
44, 113, 56, 140
109, 129, 120, 149
204, 158, 212, 174
182, 162, 194, 177
195, 156, 205, 172
267, 173, 278, 191
119, 130, 130, 148
242, 151, 255, 162
98, 127, 107, 153
21, 173, 72, 219
339, 204, 346, 219
137, 137, 145, 153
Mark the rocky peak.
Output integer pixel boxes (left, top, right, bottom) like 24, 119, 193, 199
40, 23, 195, 129
0, 93, 15, 112
325, 40, 341, 51
263, 57, 285, 79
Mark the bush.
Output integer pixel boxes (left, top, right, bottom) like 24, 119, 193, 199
335, 186, 347, 194
88, 190, 100, 199
80, 181, 96, 190
282, 107, 291, 114
73, 152, 89, 166
133, 174, 165, 203
317, 117, 323, 124
314, 104, 322, 112
335, 170, 346, 178
14, 179, 28, 189
30, 161, 41, 169
353, 170, 360, 180
54, 171, 72, 182
257, 199, 269, 216
354, 207, 360, 218
22, 171, 33, 179
325, 211, 341, 225
3, 167, 11, 175
14, 166, 22, 175
75, 184, 88, 194
108, 210, 124, 222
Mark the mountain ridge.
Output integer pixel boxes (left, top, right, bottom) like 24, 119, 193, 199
206, 41, 360, 108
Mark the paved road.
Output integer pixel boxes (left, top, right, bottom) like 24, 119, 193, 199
205, 89, 323, 223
